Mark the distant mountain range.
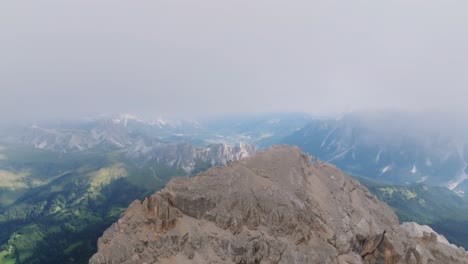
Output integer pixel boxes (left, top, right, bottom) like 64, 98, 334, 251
283, 111, 468, 195
0, 112, 311, 152
2, 111, 468, 263
3, 111, 468, 193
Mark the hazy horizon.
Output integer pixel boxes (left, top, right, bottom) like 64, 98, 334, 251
2, 0, 468, 122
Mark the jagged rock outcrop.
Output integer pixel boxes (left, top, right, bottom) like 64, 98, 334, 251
89, 146, 468, 264
128, 142, 256, 174
10, 121, 256, 174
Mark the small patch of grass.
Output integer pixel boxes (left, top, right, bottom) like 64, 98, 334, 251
0, 249, 17, 264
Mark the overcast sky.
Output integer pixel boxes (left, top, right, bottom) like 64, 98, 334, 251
1, 0, 468, 121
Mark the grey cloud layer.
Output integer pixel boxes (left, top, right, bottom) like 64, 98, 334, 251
1, 0, 468, 121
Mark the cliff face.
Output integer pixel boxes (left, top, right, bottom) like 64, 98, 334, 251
128, 142, 256, 174
89, 146, 468, 264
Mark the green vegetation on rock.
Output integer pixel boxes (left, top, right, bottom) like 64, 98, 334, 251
355, 175, 468, 248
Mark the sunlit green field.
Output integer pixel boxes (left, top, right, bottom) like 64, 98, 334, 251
0, 248, 16, 264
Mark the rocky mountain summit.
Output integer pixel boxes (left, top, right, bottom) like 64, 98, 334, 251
89, 146, 468, 264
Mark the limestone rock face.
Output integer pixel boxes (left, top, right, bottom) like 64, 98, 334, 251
89, 146, 468, 264
128, 142, 256, 174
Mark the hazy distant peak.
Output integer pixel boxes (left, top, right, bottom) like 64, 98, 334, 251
111, 113, 141, 126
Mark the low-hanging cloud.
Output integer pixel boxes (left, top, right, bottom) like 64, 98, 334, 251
1, 0, 468, 122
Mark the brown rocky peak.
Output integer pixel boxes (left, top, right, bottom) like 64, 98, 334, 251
90, 145, 468, 264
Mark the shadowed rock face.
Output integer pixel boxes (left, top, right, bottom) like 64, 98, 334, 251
89, 146, 468, 264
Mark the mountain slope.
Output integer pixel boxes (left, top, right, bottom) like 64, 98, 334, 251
90, 146, 468, 264
282, 112, 468, 193
355, 176, 468, 249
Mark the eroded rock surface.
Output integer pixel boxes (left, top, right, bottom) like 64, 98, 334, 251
90, 146, 468, 264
